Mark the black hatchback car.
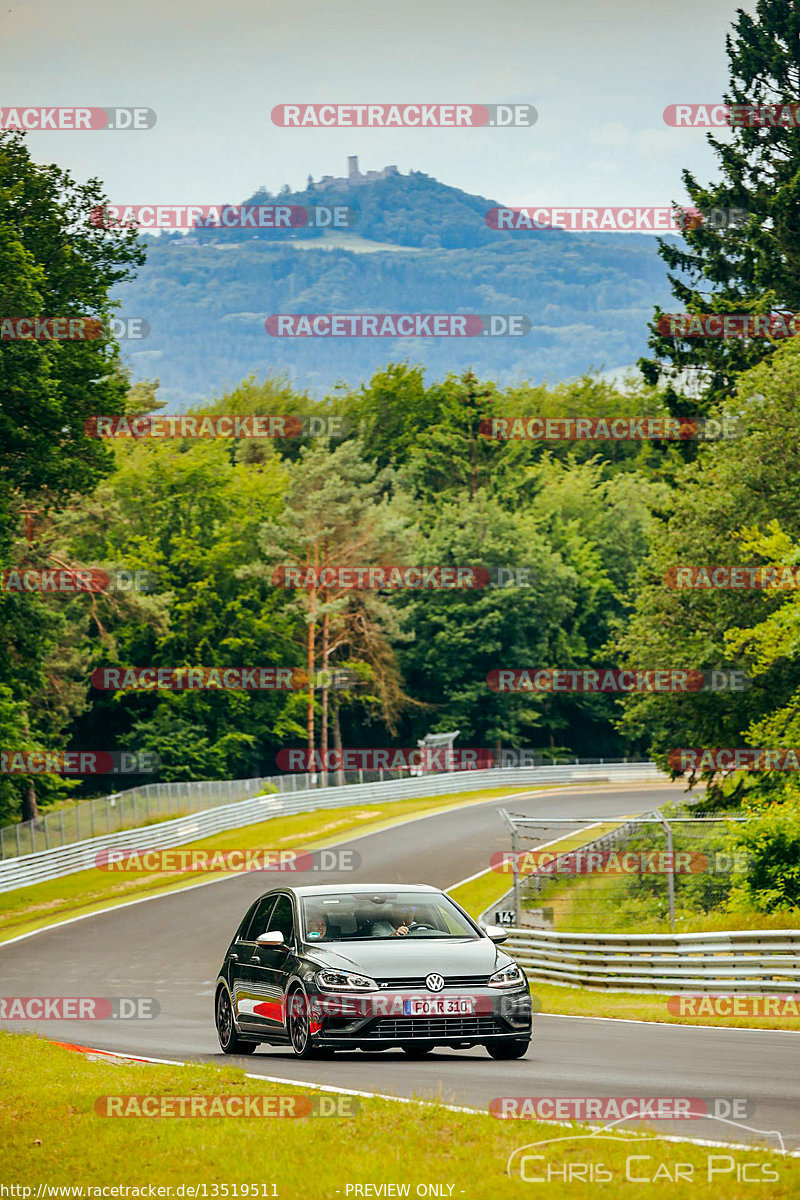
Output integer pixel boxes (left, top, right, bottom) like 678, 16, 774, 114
215, 883, 532, 1059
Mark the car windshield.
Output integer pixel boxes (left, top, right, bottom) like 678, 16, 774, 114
300, 891, 480, 942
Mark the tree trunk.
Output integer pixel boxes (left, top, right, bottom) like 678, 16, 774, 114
21, 779, 38, 822
332, 697, 346, 788
307, 588, 316, 779
320, 610, 330, 788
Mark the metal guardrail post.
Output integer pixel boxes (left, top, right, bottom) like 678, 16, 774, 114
497, 808, 521, 923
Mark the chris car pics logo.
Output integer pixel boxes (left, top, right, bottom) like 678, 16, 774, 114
504, 1121, 784, 1184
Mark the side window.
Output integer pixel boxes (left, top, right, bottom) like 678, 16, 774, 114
266, 895, 295, 943
235, 902, 259, 942
243, 897, 276, 942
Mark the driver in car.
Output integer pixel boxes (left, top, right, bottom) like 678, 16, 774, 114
369, 904, 418, 938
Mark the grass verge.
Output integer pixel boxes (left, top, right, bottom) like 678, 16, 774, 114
0, 785, 546, 944
1, 1033, 794, 1197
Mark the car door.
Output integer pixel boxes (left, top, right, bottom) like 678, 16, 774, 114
247, 897, 297, 1036
232, 894, 277, 1033
240, 893, 297, 1039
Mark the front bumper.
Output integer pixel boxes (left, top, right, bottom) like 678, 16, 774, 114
307, 987, 533, 1048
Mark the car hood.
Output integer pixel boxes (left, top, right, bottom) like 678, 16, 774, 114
303, 936, 509, 978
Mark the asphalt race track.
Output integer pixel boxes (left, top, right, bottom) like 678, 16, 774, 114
2, 782, 798, 1152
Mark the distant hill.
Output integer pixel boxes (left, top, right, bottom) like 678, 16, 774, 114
115, 163, 673, 403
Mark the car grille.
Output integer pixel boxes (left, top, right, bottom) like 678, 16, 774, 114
376, 975, 491, 990
369, 1016, 503, 1039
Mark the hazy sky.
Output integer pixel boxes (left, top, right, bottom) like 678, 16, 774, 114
2, 0, 747, 209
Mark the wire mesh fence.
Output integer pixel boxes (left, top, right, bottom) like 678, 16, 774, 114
494, 807, 748, 934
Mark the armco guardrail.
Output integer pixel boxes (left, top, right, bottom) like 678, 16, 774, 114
501, 927, 800, 993
0, 761, 663, 893
0, 755, 655, 860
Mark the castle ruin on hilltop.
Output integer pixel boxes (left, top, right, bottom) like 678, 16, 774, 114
313, 157, 399, 190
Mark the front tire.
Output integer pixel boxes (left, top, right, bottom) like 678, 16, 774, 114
287, 987, 324, 1059
216, 987, 257, 1055
485, 1038, 530, 1060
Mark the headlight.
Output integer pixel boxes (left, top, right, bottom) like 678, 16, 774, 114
488, 962, 524, 989
316, 969, 378, 992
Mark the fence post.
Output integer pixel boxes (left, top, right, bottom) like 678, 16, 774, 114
43, 815, 50, 850
511, 826, 521, 924
15, 822, 21, 857
60, 809, 66, 846
655, 809, 676, 932
90, 799, 95, 840
106, 795, 111, 833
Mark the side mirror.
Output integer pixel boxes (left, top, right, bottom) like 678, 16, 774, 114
482, 924, 509, 944
256, 931, 286, 947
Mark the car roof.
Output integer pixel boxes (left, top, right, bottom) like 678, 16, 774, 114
256, 883, 441, 900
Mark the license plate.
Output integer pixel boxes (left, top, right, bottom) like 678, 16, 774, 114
403, 997, 474, 1015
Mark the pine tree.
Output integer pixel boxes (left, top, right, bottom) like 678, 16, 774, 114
641, 0, 800, 411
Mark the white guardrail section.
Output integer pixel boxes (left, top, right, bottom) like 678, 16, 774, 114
0, 762, 663, 893
502, 927, 800, 993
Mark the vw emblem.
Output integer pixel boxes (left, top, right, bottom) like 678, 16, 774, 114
425, 973, 445, 992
